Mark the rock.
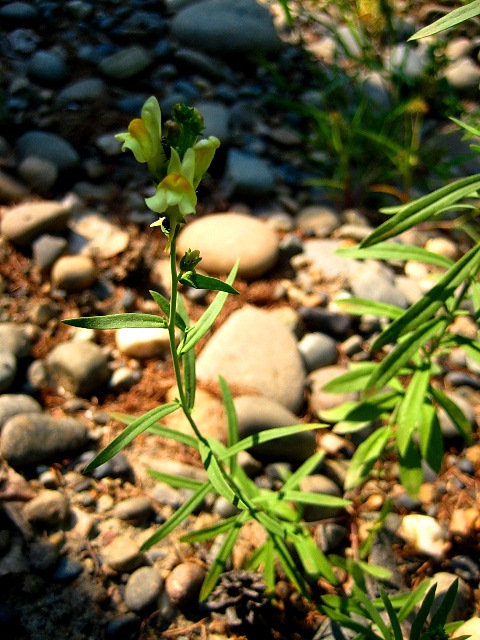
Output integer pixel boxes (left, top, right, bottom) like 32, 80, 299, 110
398, 514, 446, 561
296, 206, 341, 236
109, 366, 141, 391
51, 255, 97, 291
444, 57, 480, 92
28, 539, 60, 571
314, 619, 356, 640
32, 234, 68, 269
0, 169, 28, 202
314, 523, 348, 553
105, 613, 140, 640
0, 2, 38, 23
234, 395, 316, 462
16, 132, 80, 171
424, 236, 458, 260
0, 351, 16, 393
151, 482, 186, 509
46, 340, 109, 395
308, 366, 359, 418
18, 156, 58, 192
194, 101, 230, 142
91, 452, 132, 480
28, 50, 69, 85
0, 323, 31, 358
452, 617, 480, 638
197, 306, 306, 412
426, 572, 470, 623
102, 535, 143, 573
0, 198, 73, 246
177, 212, 279, 279
23, 490, 70, 527
175, 48, 231, 81
349, 263, 408, 308
125, 566, 163, 612
52, 556, 83, 582
386, 43, 428, 80
163, 386, 226, 443
298, 332, 338, 372
99, 46, 152, 79
298, 307, 352, 339
170, 0, 282, 58
113, 497, 153, 524
69, 212, 130, 259
223, 150, 276, 199
54, 78, 107, 107
165, 561, 206, 607
115, 327, 171, 359
299, 475, 344, 521
302, 239, 361, 280
0, 394, 42, 431
1, 413, 88, 466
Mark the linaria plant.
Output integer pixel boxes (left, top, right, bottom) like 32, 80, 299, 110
63, 97, 351, 600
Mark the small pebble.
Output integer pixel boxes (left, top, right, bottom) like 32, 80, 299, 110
124, 566, 163, 612
165, 561, 206, 607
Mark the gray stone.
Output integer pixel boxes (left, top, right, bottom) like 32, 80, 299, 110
0, 323, 31, 357
23, 490, 70, 527
46, 340, 109, 395
349, 263, 408, 308
174, 48, 231, 80
16, 132, 80, 171
315, 523, 348, 553
197, 306, 306, 412
296, 206, 341, 236
299, 475, 344, 521
28, 539, 59, 571
99, 46, 152, 79
0, 350, 16, 393
177, 212, 279, 279
18, 156, 58, 192
165, 561, 205, 606
0, 2, 38, 22
426, 572, 470, 623
171, 0, 282, 58
151, 482, 186, 509
386, 43, 428, 80
113, 497, 153, 523
0, 168, 28, 202
69, 212, 130, 259
52, 556, 83, 582
0, 198, 73, 246
308, 365, 359, 419
444, 56, 480, 92
223, 149, 275, 199
302, 239, 361, 280
0, 394, 42, 431
32, 234, 68, 269
54, 78, 107, 107
102, 535, 144, 573
28, 50, 69, 85
234, 395, 316, 462
298, 332, 338, 372
1, 413, 88, 466
194, 101, 230, 142
125, 566, 163, 612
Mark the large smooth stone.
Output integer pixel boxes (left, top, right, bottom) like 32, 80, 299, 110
1, 198, 73, 246
177, 212, 279, 279
46, 340, 109, 395
51, 255, 97, 292
197, 306, 305, 412
16, 131, 80, 171
234, 395, 316, 462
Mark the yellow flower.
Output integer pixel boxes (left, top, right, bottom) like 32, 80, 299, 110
192, 136, 220, 188
146, 147, 197, 219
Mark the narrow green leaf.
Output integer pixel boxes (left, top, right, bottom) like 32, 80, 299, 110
399, 441, 423, 498
337, 243, 454, 269
146, 423, 199, 449
397, 580, 431, 623
345, 426, 392, 490
324, 392, 400, 425
470, 281, 480, 321
361, 175, 480, 247
263, 538, 275, 592
450, 116, 480, 139
147, 469, 204, 491
281, 451, 325, 492
63, 313, 167, 330
141, 482, 212, 549
149, 289, 186, 332
410, 584, 437, 640
380, 589, 403, 640
409, 1, 480, 40
271, 534, 310, 599
252, 491, 299, 522
289, 526, 338, 584
282, 490, 351, 509
321, 605, 381, 639
335, 298, 404, 320
430, 386, 473, 444
175, 292, 195, 409
419, 403, 443, 474
84, 403, 180, 473
368, 317, 449, 392
178, 261, 239, 355
429, 579, 459, 630
396, 364, 431, 457
218, 376, 239, 476
322, 363, 378, 393
179, 271, 239, 295
199, 513, 247, 601
218, 423, 326, 461
181, 515, 247, 543
352, 586, 391, 639
356, 560, 393, 581
199, 439, 247, 509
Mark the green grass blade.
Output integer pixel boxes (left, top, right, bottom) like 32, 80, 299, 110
321, 606, 381, 639
409, 0, 480, 40
396, 580, 431, 622
282, 490, 351, 509
179, 271, 239, 295
337, 244, 454, 269
410, 584, 437, 640
429, 579, 459, 630
335, 298, 404, 320
149, 289, 187, 332
177, 261, 239, 355
352, 586, 391, 639
141, 482, 212, 550
380, 589, 403, 640
430, 386, 473, 444
399, 441, 423, 498
218, 375, 239, 476
361, 175, 480, 247
84, 402, 180, 472
419, 403, 443, 474
146, 423, 199, 449
289, 526, 338, 584
281, 451, 325, 492
180, 515, 244, 543
368, 317, 449, 392
199, 513, 247, 601
322, 363, 379, 393
199, 439, 247, 509
175, 292, 195, 409
396, 364, 431, 457
63, 313, 167, 330
345, 425, 392, 491
147, 469, 204, 491
271, 534, 311, 599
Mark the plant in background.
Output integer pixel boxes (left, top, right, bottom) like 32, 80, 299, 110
63, 97, 350, 600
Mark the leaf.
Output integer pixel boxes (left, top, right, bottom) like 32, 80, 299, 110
345, 426, 392, 491
399, 440, 423, 498
146, 423, 199, 449
281, 451, 325, 492
335, 298, 404, 320
430, 386, 473, 444
176, 292, 195, 409
178, 261, 239, 355
409, 0, 480, 40
396, 579, 431, 623
84, 403, 180, 473
372, 243, 480, 351
218, 376, 239, 476
199, 513, 248, 601
351, 585, 391, 639
63, 313, 167, 330
179, 271, 239, 295
271, 534, 311, 599
360, 175, 480, 247
380, 589, 403, 640
324, 391, 400, 426
181, 515, 246, 543
289, 526, 338, 584
199, 439, 247, 509
396, 364, 431, 457
419, 403, 444, 474
368, 317, 449, 392
149, 289, 186, 332
410, 584, 437, 640
337, 243, 454, 269
147, 469, 204, 491
282, 490, 351, 509
356, 559, 393, 581
141, 482, 211, 550
429, 578, 459, 630
322, 363, 379, 393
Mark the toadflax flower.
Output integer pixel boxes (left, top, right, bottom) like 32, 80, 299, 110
115, 96, 167, 181
146, 147, 197, 220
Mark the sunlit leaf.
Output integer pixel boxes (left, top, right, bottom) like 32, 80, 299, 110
396, 364, 431, 457
147, 469, 204, 491
63, 313, 167, 330
337, 243, 454, 269
179, 271, 239, 295
409, 1, 480, 40
149, 289, 187, 332
345, 425, 392, 490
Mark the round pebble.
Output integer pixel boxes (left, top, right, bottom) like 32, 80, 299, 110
0, 350, 17, 393
115, 327, 171, 359
165, 561, 206, 607
23, 490, 70, 527
51, 255, 97, 292
298, 332, 338, 372
124, 566, 163, 612
46, 340, 109, 395
102, 535, 143, 573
